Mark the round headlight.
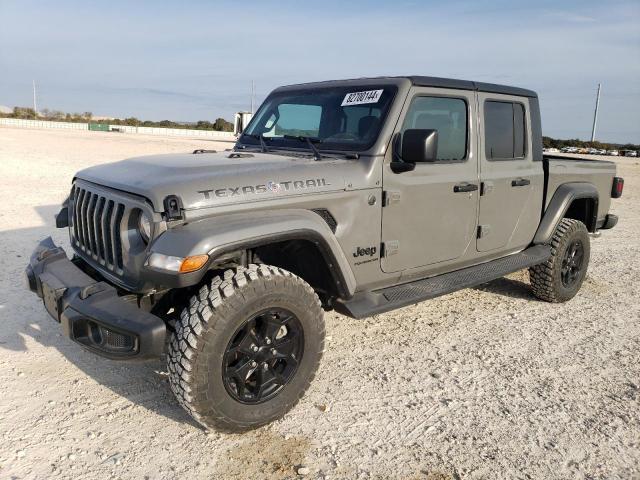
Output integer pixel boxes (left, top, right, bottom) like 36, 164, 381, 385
138, 211, 152, 243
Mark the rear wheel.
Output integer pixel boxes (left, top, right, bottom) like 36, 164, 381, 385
529, 218, 590, 302
167, 264, 325, 432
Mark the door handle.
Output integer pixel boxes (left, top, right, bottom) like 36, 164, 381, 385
511, 178, 531, 187
453, 183, 479, 193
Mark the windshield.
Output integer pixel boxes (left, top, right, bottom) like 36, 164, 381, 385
240, 85, 397, 152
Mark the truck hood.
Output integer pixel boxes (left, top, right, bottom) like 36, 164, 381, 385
75, 151, 349, 211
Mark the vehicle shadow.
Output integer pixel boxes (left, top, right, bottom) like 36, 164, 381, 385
472, 274, 536, 300
0, 204, 201, 428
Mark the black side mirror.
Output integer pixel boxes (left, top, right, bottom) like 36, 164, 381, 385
402, 129, 438, 163
390, 133, 415, 173
390, 161, 416, 173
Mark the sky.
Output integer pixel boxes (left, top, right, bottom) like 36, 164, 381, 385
1, 0, 639, 143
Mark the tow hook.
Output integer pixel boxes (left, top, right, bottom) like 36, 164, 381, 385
79, 283, 110, 300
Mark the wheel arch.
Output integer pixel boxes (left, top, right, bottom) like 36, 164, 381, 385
149, 209, 356, 300
533, 182, 599, 244
209, 230, 353, 302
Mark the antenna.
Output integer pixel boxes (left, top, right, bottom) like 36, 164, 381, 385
32, 80, 38, 115
590, 83, 601, 142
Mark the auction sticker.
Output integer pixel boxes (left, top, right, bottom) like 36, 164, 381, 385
341, 89, 383, 106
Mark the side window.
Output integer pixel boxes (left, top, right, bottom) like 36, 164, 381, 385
484, 100, 527, 160
401, 96, 467, 161
265, 103, 322, 137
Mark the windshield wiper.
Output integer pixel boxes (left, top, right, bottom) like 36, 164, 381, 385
244, 133, 269, 153
283, 135, 323, 161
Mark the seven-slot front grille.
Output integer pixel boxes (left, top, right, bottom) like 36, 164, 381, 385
71, 184, 126, 274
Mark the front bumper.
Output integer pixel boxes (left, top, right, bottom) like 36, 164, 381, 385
26, 237, 166, 360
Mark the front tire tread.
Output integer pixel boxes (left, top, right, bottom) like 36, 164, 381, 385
167, 264, 323, 432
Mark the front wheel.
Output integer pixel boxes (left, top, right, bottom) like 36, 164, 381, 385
529, 218, 590, 303
167, 264, 325, 432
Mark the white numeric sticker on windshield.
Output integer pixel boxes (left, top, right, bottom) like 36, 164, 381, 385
341, 89, 383, 106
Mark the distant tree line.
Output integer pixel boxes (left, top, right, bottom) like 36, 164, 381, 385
1, 107, 234, 132
1, 107, 636, 146
3, 106, 95, 123
109, 117, 233, 132
543, 136, 639, 151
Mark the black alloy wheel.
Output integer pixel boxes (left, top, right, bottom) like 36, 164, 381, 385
560, 239, 585, 287
222, 308, 304, 404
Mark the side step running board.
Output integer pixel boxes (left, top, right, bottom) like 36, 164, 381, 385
335, 245, 551, 319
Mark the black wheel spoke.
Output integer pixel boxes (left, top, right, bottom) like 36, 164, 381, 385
229, 330, 257, 356
229, 358, 256, 382
262, 316, 283, 342
281, 352, 299, 369
272, 369, 287, 386
274, 333, 298, 356
234, 377, 247, 398
255, 368, 278, 397
247, 326, 261, 346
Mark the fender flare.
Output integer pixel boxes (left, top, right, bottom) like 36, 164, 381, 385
533, 182, 599, 244
149, 209, 356, 298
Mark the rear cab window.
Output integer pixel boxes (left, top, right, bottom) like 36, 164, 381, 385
484, 100, 527, 160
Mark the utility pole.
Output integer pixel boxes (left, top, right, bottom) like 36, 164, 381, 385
250, 80, 255, 114
32, 80, 38, 115
591, 83, 601, 142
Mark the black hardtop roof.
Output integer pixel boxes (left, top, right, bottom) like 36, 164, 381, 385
274, 75, 537, 98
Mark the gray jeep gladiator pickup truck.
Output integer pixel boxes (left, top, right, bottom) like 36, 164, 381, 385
26, 76, 624, 431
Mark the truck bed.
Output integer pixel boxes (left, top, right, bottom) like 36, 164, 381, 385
543, 155, 617, 224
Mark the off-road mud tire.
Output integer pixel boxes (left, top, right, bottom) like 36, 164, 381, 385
167, 264, 325, 432
529, 218, 590, 303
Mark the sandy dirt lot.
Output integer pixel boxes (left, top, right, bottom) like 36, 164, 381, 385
0, 127, 638, 480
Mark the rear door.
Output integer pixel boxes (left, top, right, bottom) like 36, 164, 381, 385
381, 87, 479, 273
477, 94, 543, 252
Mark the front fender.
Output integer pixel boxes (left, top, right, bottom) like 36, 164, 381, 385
150, 209, 356, 297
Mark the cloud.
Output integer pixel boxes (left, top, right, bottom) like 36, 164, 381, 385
543, 10, 597, 23
0, 0, 638, 142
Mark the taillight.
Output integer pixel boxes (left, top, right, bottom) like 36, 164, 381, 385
611, 177, 624, 198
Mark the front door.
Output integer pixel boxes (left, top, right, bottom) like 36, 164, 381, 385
476, 93, 543, 252
381, 88, 479, 273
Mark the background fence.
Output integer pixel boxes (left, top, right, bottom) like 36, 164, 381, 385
0, 118, 88, 130
0, 118, 236, 141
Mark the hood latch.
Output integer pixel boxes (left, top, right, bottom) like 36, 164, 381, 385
164, 195, 183, 220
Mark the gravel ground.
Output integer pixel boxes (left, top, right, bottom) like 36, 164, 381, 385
1, 127, 638, 480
